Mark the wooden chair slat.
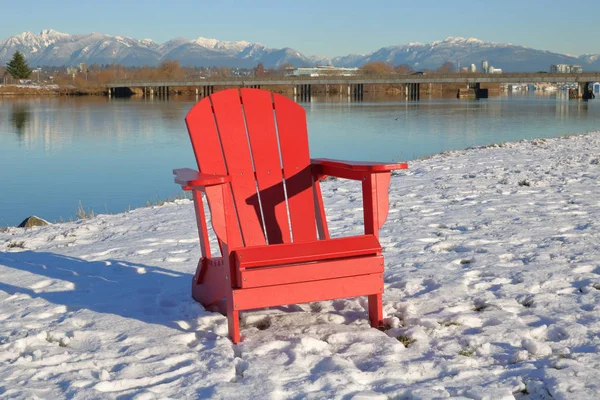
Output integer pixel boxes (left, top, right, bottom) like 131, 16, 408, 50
234, 234, 381, 269
210, 90, 267, 247
273, 93, 318, 242
185, 99, 243, 249
240, 88, 291, 244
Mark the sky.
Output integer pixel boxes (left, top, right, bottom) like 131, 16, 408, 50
2, 0, 599, 57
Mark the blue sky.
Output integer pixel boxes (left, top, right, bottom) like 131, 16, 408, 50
2, 0, 599, 56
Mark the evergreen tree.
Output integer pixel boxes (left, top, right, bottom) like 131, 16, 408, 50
6, 51, 32, 80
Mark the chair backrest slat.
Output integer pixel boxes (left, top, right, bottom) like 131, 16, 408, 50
273, 93, 318, 243
210, 90, 267, 247
241, 89, 291, 244
185, 99, 244, 248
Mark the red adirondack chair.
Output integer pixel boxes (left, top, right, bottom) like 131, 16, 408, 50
174, 88, 407, 343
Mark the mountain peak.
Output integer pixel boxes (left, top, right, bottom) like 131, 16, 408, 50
193, 36, 255, 52
40, 29, 66, 37
441, 36, 484, 44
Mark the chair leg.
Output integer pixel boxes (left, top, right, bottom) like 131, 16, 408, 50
227, 303, 241, 344
368, 293, 383, 328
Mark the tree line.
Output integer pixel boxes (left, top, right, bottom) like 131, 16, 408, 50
3, 51, 460, 88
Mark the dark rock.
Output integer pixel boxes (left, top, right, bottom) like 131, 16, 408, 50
18, 216, 49, 228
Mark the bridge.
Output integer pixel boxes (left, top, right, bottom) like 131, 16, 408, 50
107, 72, 600, 100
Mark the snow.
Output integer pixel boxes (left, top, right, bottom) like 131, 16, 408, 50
193, 36, 252, 52
2, 132, 600, 399
442, 37, 485, 45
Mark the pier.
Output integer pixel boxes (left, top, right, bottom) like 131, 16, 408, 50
107, 72, 600, 100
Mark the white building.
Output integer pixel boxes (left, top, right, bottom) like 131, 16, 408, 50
482, 60, 489, 73
481, 60, 502, 74
470, 64, 477, 72
550, 64, 583, 73
285, 66, 359, 77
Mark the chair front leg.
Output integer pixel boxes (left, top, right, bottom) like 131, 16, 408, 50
368, 293, 383, 328
361, 172, 392, 239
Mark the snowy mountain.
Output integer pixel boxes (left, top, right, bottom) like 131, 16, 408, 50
0, 30, 313, 68
0, 30, 161, 67
1, 30, 599, 71
332, 36, 598, 72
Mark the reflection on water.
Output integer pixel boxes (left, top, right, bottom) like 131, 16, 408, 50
1, 93, 599, 226
10, 103, 29, 136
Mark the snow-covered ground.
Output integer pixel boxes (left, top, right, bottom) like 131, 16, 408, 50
2, 132, 600, 399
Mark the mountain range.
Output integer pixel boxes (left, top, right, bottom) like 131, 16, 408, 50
1, 29, 600, 72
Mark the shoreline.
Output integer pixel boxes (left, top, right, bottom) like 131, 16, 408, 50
0, 85, 106, 96
1, 132, 598, 229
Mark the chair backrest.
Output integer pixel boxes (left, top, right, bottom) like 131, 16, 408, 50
185, 88, 321, 248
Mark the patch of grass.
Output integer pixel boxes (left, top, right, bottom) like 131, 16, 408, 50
145, 191, 191, 208
396, 335, 416, 348
254, 319, 271, 331
518, 180, 531, 187
521, 298, 534, 307
309, 303, 323, 312
76, 201, 95, 220
458, 347, 475, 357
460, 259, 472, 265
376, 321, 393, 332
472, 303, 490, 312
69, 191, 192, 223
439, 321, 461, 327
6, 241, 25, 249
592, 284, 600, 291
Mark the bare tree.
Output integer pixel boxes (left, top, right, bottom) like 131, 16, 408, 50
394, 64, 413, 74
254, 62, 265, 77
159, 60, 185, 79
436, 62, 456, 73
360, 62, 394, 75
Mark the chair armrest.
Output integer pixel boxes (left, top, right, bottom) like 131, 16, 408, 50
311, 159, 407, 237
312, 158, 408, 172
311, 158, 407, 180
173, 168, 231, 188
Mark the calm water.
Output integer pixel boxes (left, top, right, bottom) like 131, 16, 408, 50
1, 93, 600, 227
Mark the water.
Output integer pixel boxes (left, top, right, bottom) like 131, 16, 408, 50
1, 93, 599, 227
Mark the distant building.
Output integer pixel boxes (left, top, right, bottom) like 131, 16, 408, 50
285, 65, 359, 77
470, 63, 477, 73
460, 67, 469, 72
550, 64, 583, 73
481, 60, 501, 74
482, 60, 489, 73
78, 63, 88, 73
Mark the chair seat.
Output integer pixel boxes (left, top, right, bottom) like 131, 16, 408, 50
234, 235, 384, 289
233, 234, 382, 269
